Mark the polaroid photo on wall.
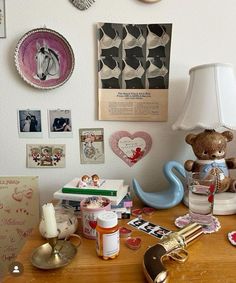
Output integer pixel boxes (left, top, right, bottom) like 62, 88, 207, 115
26, 144, 65, 168
79, 128, 105, 164
18, 109, 42, 138
0, 0, 6, 38
48, 109, 72, 138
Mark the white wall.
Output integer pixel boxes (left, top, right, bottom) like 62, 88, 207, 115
1, 0, 236, 205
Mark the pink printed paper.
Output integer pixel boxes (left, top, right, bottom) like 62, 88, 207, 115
0, 176, 39, 276
109, 131, 152, 167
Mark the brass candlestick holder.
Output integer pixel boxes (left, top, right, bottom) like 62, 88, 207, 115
31, 234, 81, 270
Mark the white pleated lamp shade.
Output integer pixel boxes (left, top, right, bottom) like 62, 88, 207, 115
172, 63, 236, 131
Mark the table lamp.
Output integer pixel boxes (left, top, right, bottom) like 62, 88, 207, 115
172, 62, 236, 215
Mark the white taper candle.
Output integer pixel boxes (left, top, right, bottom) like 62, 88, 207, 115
42, 203, 58, 238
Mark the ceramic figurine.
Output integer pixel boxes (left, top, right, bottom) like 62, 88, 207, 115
91, 174, 100, 187
78, 175, 90, 188
132, 161, 185, 209
184, 130, 236, 193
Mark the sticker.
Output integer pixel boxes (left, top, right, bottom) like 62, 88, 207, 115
128, 217, 171, 239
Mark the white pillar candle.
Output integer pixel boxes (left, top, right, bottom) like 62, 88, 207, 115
42, 203, 58, 238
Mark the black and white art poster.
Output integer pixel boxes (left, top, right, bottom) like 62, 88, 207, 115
97, 22, 172, 121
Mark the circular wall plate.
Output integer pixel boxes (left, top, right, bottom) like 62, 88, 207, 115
15, 28, 75, 90
139, 0, 161, 3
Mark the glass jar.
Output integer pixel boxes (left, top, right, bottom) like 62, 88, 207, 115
39, 204, 78, 239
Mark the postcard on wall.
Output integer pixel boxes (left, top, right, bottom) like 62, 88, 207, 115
48, 109, 72, 138
26, 144, 65, 168
79, 128, 104, 164
97, 22, 172, 121
0, 176, 39, 276
18, 109, 42, 138
0, 0, 6, 38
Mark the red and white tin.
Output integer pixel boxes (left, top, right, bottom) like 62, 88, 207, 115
80, 197, 111, 239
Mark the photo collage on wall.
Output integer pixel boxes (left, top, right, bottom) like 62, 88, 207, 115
17, 109, 73, 168
17, 110, 106, 167
17, 109, 72, 138
13, 22, 162, 169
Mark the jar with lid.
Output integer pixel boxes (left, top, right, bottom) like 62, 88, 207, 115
39, 204, 78, 239
96, 211, 119, 260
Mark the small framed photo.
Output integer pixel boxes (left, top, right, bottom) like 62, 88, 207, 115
48, 109, 72, 138
0, 0, 6, 38
26, 144, 65, 168
79, 128, 105, 164
18, 110, 42, 138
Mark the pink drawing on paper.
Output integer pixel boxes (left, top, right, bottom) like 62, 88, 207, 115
12, 187, 33, 202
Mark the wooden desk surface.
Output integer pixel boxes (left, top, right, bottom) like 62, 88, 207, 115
3, 203, 236, 283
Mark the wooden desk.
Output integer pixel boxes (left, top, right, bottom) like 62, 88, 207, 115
3, 203, 236, 283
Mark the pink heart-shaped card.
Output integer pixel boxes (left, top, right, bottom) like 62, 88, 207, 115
109, 131, 152, 167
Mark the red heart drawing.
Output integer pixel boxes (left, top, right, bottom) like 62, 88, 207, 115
126, 237, 142, 250
119, 227, 132, 238
24, 188, 33, 199
109, 131, 152, 167
89, 220, 97, 229
12, 189, 23, 202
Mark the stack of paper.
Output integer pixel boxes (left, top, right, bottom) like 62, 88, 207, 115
53, 178, 129, 205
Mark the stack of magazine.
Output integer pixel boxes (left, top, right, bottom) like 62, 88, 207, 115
53, 178, 132, 218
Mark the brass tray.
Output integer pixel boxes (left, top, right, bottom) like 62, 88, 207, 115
31, 239, 77, 270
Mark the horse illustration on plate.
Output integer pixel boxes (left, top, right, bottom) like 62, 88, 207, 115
35, 42, 60, 81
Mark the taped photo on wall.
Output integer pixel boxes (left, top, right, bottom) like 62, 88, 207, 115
18, 109, 42, 138
48, 109, 72, 138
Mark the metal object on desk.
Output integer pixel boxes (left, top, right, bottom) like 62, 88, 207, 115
31, 234, 81, 269
143, 222, 203, 283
